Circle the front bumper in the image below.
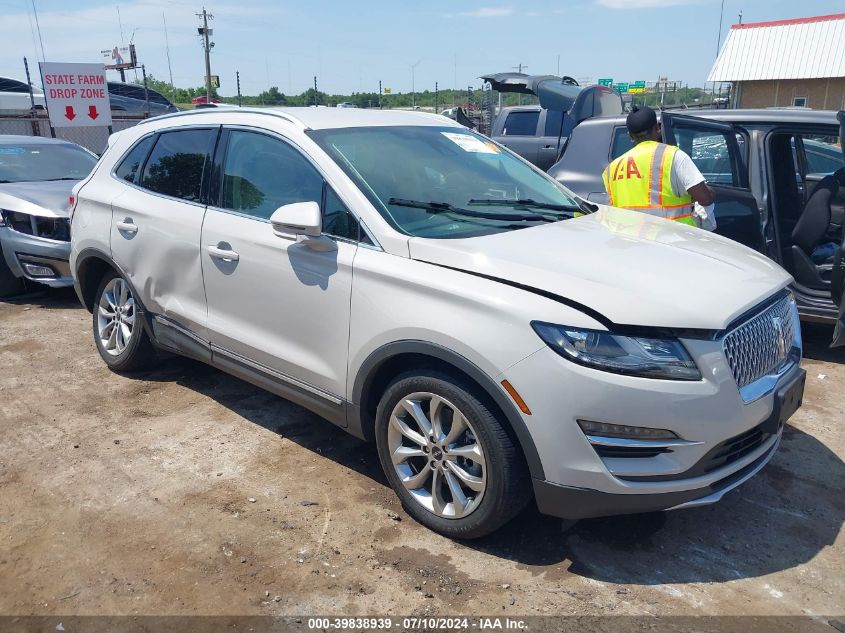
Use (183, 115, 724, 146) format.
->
(534, 433, 779, 519)
(503, 339, 805, 520)
(0, 226, 72, 287)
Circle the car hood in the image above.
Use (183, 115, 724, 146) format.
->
(407, 206, 792, 330)
(0, 179, 76, 218)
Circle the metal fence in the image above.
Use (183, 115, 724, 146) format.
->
(0, 111, 147, 154)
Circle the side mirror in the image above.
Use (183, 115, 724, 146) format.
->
(270, 201, 321, 238)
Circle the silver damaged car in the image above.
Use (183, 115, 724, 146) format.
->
(0, 135, 97, 296)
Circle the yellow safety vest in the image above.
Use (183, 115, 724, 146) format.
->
(602, 141, 695, 226)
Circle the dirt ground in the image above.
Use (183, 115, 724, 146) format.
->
(0, 288, 842, 622)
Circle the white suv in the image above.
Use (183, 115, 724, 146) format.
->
(70, 108, 805, 538)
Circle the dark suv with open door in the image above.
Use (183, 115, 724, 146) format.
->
(548, 109, 845, 347)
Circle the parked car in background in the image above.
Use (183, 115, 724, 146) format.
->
(336, 102, 357, 108)
(0, 135, 97, 296)
(191, 95, 220, 106)
(0, 77, 45, 111)
(0, 78, 177, 116)
(482, 73, 623, 170)
(548, 108, 845, 344)
(71, 107, 805, 538)
(109, 81, 179, 115)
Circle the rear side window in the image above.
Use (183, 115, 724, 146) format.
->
(610, 126, 634, 159)
(114, 135, 154, 183)
(0, 78, 31, 93)
(544, 110, 564, 137)
(803, 134, 842, 175)
(502, 111, 539, 136)
(220, 130, 323, 220)
(140, 129, 214, 202)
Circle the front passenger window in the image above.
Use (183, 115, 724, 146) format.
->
(221, 131, 323, 220)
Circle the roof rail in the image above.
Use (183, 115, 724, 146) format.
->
(136, 107, 307, 130)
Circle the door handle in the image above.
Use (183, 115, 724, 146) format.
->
(116, 218, 137, 235)
(207, 244, 240, 262)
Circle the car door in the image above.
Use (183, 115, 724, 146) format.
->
(201, 128, 358, 401)
(496, 109, 541, 165)
(661, 113, 763, 251)
(536, 109, 565, 171)
(831, 111, 845, 348)
(110, 126, 218, 341)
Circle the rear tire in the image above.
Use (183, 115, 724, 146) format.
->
(375, 369, 530, 539)
(92, 271, 156, 372)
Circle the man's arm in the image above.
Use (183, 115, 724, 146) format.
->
(688, 181, 714, 206)
(672, 150, 714, 205)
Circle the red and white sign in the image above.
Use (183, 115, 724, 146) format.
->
(38, 62, 112, 128)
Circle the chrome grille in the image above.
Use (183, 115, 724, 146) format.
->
(723, 294, 796, 389)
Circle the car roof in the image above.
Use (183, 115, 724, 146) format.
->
(0, 134, 83, 146)
(586, 108, 841, 127)
(139, 106, 464, 131)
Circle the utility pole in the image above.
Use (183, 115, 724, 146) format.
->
(196, 8, 214, 103)
(379, 80, 382, 109)
(142, 64, 149, 117)
(435, 82, 438, 112)
(512, 63, 527, 105)
(411, 59, 423, 109)
(236, 71, 242, 107)
(314, 76, 318, 106)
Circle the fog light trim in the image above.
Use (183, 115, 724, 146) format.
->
(22, 263, 56, 278)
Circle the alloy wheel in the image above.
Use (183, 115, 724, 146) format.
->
(387, 392, 487, 519)
(97, 277, 136, 356)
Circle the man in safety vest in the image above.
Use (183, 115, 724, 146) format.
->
(602, 106, 716, 230)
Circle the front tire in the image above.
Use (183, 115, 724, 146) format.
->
(0, 245, 24, 298)
(92, 271, 156, 372)
(375, 370, 530, 539)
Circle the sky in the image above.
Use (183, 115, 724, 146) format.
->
(1, 0, 844, 97)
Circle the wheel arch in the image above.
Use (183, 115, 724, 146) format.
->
(73, 248, 155, 341)
(74, 248, 116, 312)
(350, 340, 545, 480)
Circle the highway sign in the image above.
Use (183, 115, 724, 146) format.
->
(614, 82, 629, 93)
(598, 78, 613, 87)
(628, 80, 647, 94)
(39, 62, 112, 128)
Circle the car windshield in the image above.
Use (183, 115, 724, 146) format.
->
(0, 143, 97, 183)
(308, 125, 586, 238)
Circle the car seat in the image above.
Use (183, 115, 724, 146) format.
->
(789, 171, 840, 289)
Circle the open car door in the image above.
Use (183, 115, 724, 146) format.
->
(661, 112, 764, 251)
(831, 111, 845, 347)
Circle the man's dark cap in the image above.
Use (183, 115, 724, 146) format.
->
(626, 106, 658, 134)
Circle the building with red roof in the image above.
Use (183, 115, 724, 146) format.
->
(708, 12, 845, 109)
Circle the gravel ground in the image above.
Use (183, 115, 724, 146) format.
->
(0, 288, 842, 623)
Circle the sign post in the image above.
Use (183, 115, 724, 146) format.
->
(39, 62, 112, 129)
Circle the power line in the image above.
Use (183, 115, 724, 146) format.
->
(163, 10, 174, 88)
(30, 0, 46, 61)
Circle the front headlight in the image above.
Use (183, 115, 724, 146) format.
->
(531, 321, 701, 381)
